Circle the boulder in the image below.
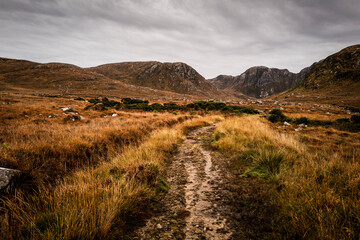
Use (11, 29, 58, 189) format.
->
(61, 106, 75, 112)
(0, 167, 21, 193)
(284, 121, 291, 126)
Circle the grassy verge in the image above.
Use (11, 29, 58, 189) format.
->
(211, 116, 360, 239)
(0, 115, 223, 239)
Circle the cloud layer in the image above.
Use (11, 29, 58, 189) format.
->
(1, 0, 359, 78)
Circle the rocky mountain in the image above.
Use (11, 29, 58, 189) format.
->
(276, 44, 360, 109)
(300, 44, 360, 89)
(0, 58, 229, 100)
(88, 61, 226, 98)
(209, 66, 310, 98)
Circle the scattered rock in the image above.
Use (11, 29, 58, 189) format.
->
(112, 113, 118, 117)
(156, 223, 163, 229)
(61, 106, 75, 112)
(284, 121, 291, 126)
(0, 167, 21, 193)
(63, 115, 81, 122)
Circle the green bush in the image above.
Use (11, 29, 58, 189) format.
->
(269, 109, 283, 116)
(121, 98, 148, 105)
(294, 117, 309, 125)
(268, 114, 282, 123)
(84, 97, 260, 116)
(268, 109, 288, 123)
(74, 97, 85, 101)
(351, 114, 360, 124)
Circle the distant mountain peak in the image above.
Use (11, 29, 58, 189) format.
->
(209, 66, 309, 98)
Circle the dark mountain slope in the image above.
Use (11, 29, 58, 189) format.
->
(276, 44, 360, 109)
(209, 66, 310, 98)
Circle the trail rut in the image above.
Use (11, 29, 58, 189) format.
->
(132, 125, 279, 240)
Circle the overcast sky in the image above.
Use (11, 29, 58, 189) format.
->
(1, 0, 359, 78)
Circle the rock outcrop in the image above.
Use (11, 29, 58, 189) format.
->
(209, 66, 310, 98)
(0, 167, 21, 193)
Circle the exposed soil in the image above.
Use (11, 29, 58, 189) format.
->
(131, 125, 280, 239)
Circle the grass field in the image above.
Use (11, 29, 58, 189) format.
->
(211, 116, 360, 239)
(1, 93, 359, 239)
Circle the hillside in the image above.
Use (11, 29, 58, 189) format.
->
(88, 61, 227, 98)
(0, 58, 229, 100)
(209, 66, 310, 98)
(276, 44, 360, 109)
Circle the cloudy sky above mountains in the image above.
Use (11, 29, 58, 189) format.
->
(1, 0, 359, 78)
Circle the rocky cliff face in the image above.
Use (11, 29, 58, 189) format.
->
(276, 44, 360, 109)
(209, 66, 310, 98)
(89, 61, 226, 98)
(301, 44, 360, 89)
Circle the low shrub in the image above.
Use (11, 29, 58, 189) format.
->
(85, 98, 259, 115)
(351, 114, 360, 124)
(267, 109, 288, 123)
(294, 117, 309, 125)
(74, 97, 85, 101)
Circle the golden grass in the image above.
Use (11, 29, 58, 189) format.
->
(212, 116, 360, 239)
(0, 114, 223, 239)
(286, 112, 350, 121)
(0, 94, 192, 190)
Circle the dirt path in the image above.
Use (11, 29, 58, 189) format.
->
(132, 125, 279, 240)
(182, 126, 232, 239)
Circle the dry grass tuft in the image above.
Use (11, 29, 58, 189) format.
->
(212, 116, 360, 239)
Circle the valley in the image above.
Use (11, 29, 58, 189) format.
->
(0, 44, 359, 239)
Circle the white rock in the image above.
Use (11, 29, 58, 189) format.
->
(112, 113, 117, 117)
(284, 121, 291, 126)
(61, 106, 75, 112)
(156, 223, 163, 229)
(295, 127, 302, 132)
(79, 115, 85, 120)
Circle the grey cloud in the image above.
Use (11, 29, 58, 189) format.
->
(0, 0, 359, 78)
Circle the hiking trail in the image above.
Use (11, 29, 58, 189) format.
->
(132, 125, 279, 240)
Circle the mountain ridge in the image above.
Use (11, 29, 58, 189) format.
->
(0, 58, 230, 100)
(88, 61, 227, 98)
(208, 66, 311, 98)
(276, 44, 360, 109)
